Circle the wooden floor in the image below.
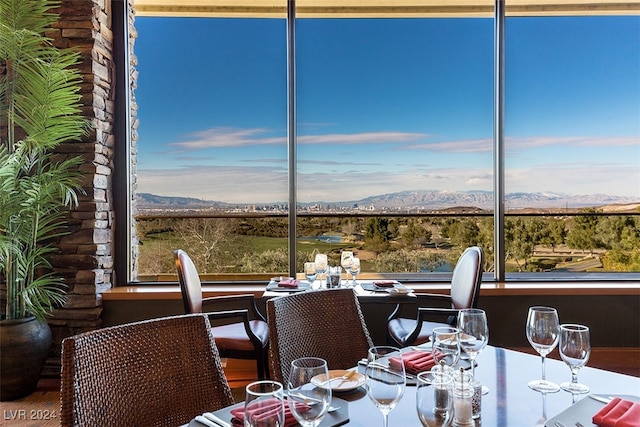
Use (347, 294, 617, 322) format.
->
(1, 352, 637, 427)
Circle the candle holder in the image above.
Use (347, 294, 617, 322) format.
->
(452, 368, 475, 427)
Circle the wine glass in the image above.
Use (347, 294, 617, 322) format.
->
(350, 257, 361, 286)
(416, 371, 453, 427)
(304, 262, 318, 289)
(526, 306, 560, 393)
(365, 346, 405, 427)
(559, 323, 591, 394)
(314, 254, 328, 289)
(457, 308, 489, 394)
(287, 357, 332, 427)
(244, 380, 285, 427)
(340, 251, 354, 286)
(431, 327, 461, 375)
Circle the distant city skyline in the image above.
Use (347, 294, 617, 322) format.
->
(134, 15, 640, 204)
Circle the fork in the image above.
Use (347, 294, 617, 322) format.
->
(322, 369, 357, 386)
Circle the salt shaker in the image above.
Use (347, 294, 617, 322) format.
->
(452, 368, 475, 427)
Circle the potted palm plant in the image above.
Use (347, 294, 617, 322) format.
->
(0, 0, 89, 400)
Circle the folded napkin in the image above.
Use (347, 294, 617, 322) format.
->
(278, 279, 300, 288)
(231, 398, 308, 427)
(593, 397, 640, 427)
(373, 280, 396, 288)
(389, 350, 436, 375)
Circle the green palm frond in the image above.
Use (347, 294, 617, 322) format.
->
(1, 0, 90, 321)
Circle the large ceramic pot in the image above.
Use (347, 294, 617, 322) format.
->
(0, 316, 52, 401)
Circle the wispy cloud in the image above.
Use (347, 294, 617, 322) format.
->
(403, 135, 640, 153)
(166, 127, 428, 151)
(507, 135, 639, 149)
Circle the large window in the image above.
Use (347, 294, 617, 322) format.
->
(129, 2, 640, 282)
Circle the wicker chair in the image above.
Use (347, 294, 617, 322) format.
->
(60, 314, 234, 427)
(387, 246, 485, 347)
(266, 288, 374, 384)
(174, 249, 270, 379)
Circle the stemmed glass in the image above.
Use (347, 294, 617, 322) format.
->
(314, 254, 328, 289)
(431, 327, 461, 375)
(350, 257, 361, 286)
(340, 251, 354, 286)
(559, 324, 591, 394)
(365, 346, 406, 427)
(526, 306, 560, 393)
(244, 380, 285, 427)
(287, 357, 332, 427)
(304, 262, 318, 289)
(457, 308, 489, 394)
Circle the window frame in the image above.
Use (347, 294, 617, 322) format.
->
(114, 0, 640, 285)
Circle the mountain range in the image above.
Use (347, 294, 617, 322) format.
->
(136, 191, 639, 212)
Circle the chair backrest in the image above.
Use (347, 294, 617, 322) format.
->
(267, 288, 374, 384)
(60, 314, 234, 427)
(175, 249, 203, 313)
(450, 246, 484, 309)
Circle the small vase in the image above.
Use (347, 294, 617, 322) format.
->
(0, 316, 52, 401)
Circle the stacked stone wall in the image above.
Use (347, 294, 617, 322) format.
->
(43, 0, 136, 375)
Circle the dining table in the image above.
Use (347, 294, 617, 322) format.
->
(187, 344, 640, 427)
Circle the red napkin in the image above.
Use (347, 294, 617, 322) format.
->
(278, 279, 300, 288)
(593, 397, 640, 427)
(231, 398, 308, 427)
(389, 350, 436, 375)
(373, 280, 395, 288)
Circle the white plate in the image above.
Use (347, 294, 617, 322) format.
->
(312, 370, 366, 392)
(388, 287, 413, 295)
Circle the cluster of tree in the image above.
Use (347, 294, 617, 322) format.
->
(134, 210, 640, 276)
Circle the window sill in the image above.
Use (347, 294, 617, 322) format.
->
(101, 280, 640, 301)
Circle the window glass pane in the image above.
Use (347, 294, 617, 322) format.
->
(134, 16, 287, 278)
(505, 15, 640, 274)
(296, 18, 495, 275)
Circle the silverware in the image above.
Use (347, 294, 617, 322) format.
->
(554, 422, 567, 427)
(575, 422, 585, 427)
(195, 415, 219, 427)
(321, 369, 357, 386)
(588, 395, 613, 404)
(202, 412, 232, 427)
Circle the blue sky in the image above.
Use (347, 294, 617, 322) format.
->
(134, 15, 639, 204)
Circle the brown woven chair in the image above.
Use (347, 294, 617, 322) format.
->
(174, 249, 270, 379)
(60, 314, 234, 427)
(387, 246, 485, 347)
(266, 288, 374, 384)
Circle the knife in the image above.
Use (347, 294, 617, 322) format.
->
(588, 395, 613, 404)
(202, 412, 232, 427)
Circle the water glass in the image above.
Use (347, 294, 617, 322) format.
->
(416, 371, 453, 427)
(314, 254, 328, 288)
(244, 380, 285, 427)
(304, 262, 318, 288)
(431, 327, 461, 375)
(559, 323, 591, 394)
(350, 257, 361, 285)
(526, 306, 560, 393)
(365, 346, 405, 427)
(327, 266, 342, 288)
(287, 357, 331, 427)
(340, 251, 354, 285)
